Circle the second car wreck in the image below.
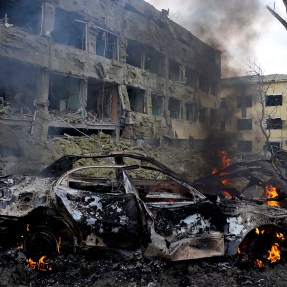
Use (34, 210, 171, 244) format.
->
(1, 150, 287, 270)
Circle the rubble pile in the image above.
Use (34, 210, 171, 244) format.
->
(0, 126, 208, 181)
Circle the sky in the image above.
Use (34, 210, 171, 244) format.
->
(145, 0, 287, 77)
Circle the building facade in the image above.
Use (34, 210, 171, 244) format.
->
(220, 75, 287, 154)
(0, 0, 221, 145)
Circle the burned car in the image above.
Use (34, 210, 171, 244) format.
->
(0, 152, 225, 270)
(2, 150, 287, 270)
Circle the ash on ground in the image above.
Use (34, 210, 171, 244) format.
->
(1, 248, 287, 287)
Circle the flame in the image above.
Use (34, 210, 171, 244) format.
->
(26, 256, 53, 271)
(237, 247, 241, 254)
(255, 228, 260, 235)
(254, 259, 264, 268)
(57, 237, 61, 253)
(265, 185, 279, 207)
(223, 191, 232, 199)
(267, 243, 281, 263)
(212, 150, 230, 175)
(221, 179, 228, 186)
(26, 224, 30, 232)
(276, 232, 285, 241)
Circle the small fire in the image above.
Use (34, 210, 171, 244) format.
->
(276, 232, 285, 241)
(26, 256, 53, 271)
(212, 150, 231, 174)
(254, 259, 264, 268)
(57, 237, 61, 253)
(26, 224, 30, 232)
(265, 185, 279, 207)
(223, 191, 232, 199)
(267, 243, 281, 263)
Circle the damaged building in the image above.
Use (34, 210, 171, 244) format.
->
(0, 0, 221, 145)
(220, 75, 287, 154)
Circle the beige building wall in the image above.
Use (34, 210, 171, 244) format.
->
(220, 75, 287, 154)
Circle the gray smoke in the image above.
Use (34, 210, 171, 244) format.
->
(147, 0, 265, 77)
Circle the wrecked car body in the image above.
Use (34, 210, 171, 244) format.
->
(0, 152, 225, 268)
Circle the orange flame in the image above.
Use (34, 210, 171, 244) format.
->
(223, 191, 232, 199)
(57, 237, 61, 253)
(212, 150, 230, 174)
(27, 256, 53, 271)
(265, 185, 279, 207)
(237, 247, 241, 254)
(267, 243, 281, 263)
(276, 232, 285, 241)
(254, 259, 264, 268)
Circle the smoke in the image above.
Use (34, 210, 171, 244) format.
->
(146, 0, 266, 77)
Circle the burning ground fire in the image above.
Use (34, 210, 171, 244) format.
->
(25, 228, 61, 271)
(238, 227, 286, 268)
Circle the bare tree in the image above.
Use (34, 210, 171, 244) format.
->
(267, 1, 287, 30)
(247, 64, 279, 155)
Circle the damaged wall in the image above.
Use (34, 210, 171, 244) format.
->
(0, 0, 221, 144)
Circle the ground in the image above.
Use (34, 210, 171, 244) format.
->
(0, 247, 287, 287)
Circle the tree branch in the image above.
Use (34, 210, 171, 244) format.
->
(267, 5, 287, 30)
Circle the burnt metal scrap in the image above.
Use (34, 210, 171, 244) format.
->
(2, 150, 287, 270)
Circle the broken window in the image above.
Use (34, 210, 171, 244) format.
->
(266, 95, 282, 106)
(126, 40, 143, 68)
(91, 27, 118, 60)
(0, 58, 37, 115)
(127, 87, 145, 113)
(168, 59, 181, 81)
(199, 75, 209, 93)
(185, 67, 194, 88)
(145, 47, 165, 77)
(0, 0, 42, 34)
(237, 95, 252, 108)
(266, 118, 283, 130)
(238, 141, 252, 152)
(49, 74, 82, 112)
(168, 98, 181, 119)
(52, 8, 87, 50)
(87, 80, 118, 120)
(151, 94, 164, 116)
(199, 107, 208, 123)
(237, 119, 252, 130)
(185, 103, 197, 122)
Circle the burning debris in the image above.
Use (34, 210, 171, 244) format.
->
(193, 147, 287, 268)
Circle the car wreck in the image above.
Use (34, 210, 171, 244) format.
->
(0, 152, 225, 270)
(1, 150, 287, 271)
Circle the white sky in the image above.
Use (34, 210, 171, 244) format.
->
(145, 0, 287, 76)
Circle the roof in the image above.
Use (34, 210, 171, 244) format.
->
(221, 74, 287, 86)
